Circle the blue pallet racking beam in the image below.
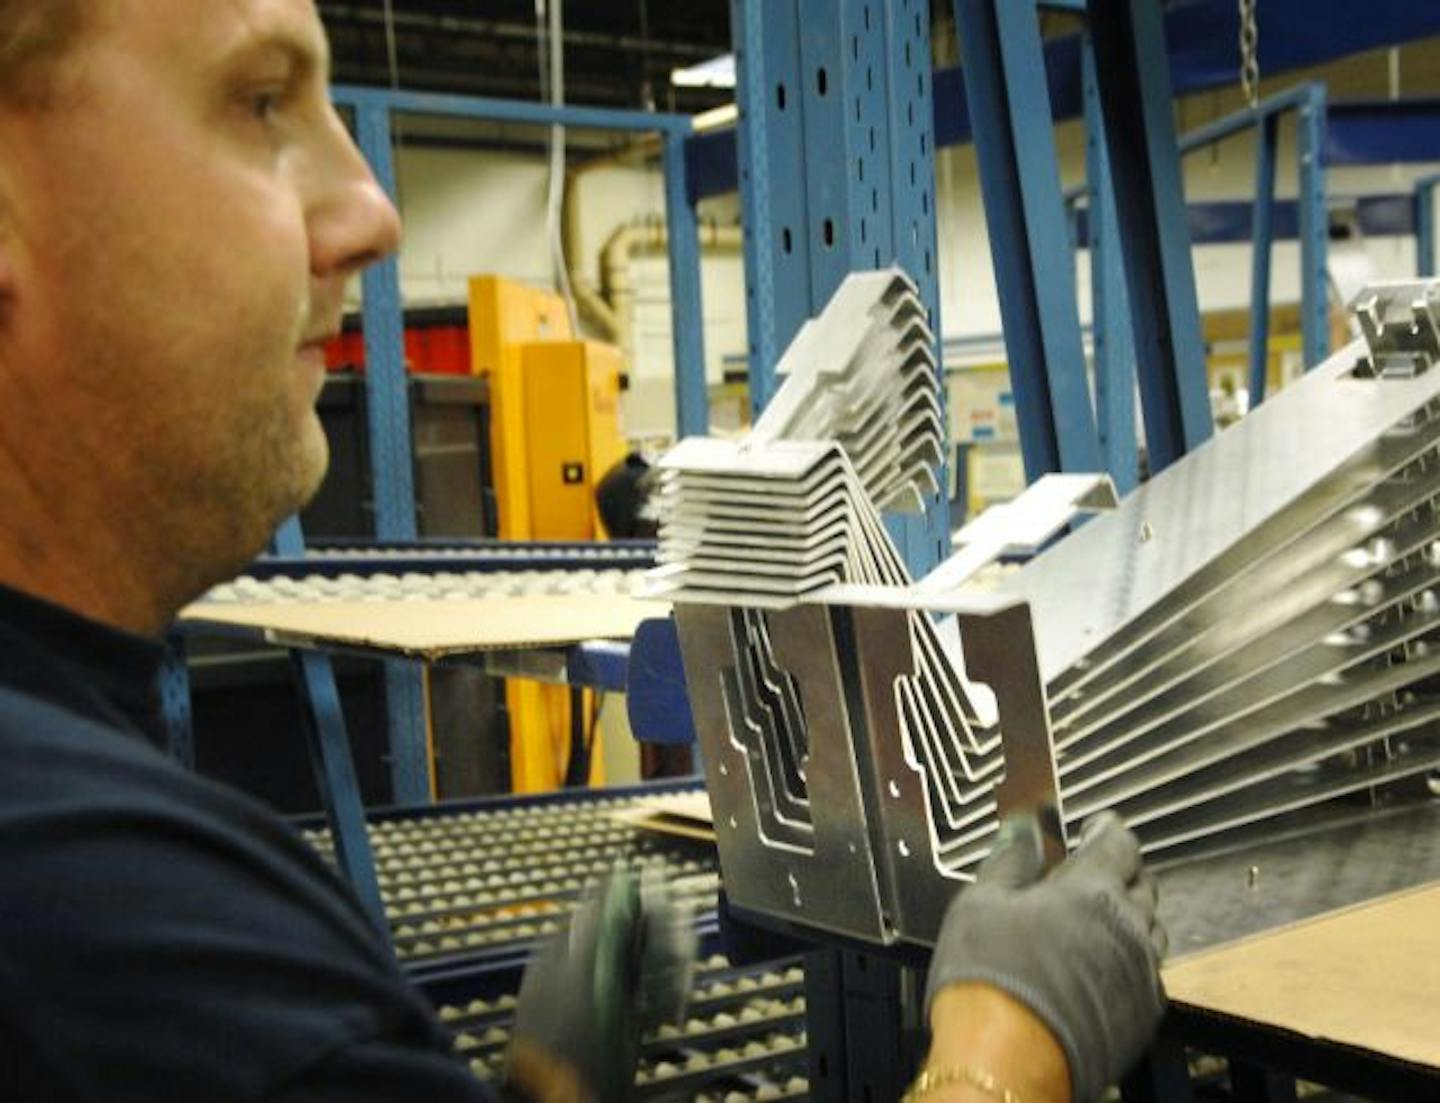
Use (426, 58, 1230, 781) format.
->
(1082, 29, 1138, 494)
(1086, 0, 1212, 473)
(270, 516, 389, 933)
(954, 0, 1102, 484)
(1248, 114, 1279, 404)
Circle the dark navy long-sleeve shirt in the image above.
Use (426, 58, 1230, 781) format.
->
(0, 583, 494, 1101)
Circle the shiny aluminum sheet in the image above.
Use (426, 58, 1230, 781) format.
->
(997, 339, 1440, 686)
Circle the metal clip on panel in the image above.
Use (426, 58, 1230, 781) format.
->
(1352, 280, 1440, 379)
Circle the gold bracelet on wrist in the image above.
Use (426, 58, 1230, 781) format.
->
(901, 1063, 1023, 1103)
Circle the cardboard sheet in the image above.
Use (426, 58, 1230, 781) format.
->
(611, 790, 716, 843)
(180, 594, 666, 662)
(1162, 882, 1440, 1069)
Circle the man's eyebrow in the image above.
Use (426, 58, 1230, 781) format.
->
(220, 24, 332, 83)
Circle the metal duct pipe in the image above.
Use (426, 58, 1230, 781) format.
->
(599, 217, 742, 366)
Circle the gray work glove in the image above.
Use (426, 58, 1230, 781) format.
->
(925, 812, 1168, 1103)
(507, 862, 697, 1102)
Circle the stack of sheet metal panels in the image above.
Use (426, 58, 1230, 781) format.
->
(650, 270, 997, 892)
(980, 281, 1440, 865)
(748, 270, 944, 514)
(647, 269, 941, 607)
(656, 274, 1440, 949)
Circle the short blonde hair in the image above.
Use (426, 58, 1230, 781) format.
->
(0, 1, 85, 107)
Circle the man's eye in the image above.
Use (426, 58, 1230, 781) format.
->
(252, 90, 281, 121)
(239, 80, 293, 127)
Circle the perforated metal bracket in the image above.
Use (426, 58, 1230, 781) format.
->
(1352, 280, 1440, 380)
(676, 593, 1062, 949)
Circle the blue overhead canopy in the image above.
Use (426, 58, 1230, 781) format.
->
(686, 0, 1440, 202)
(1327, 100, 1440, 165)
(1164, 0, 1440, 89)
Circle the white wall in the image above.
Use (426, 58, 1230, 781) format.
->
(384, 98, 1440, 440)
(386, 144, 748, 438)
(932, 114, 1440, 341)
(392, 147, 551, 298)
(389, 148, 670, 302)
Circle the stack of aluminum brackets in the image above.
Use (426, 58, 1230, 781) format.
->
(653, 269, 1056, 947)
(747, 271, 945, 515)
(646, 269, 943, 607)
(657, 274, 1440, 950)
(985, 281, 1440, 864)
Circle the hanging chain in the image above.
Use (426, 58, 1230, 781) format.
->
(1239, 0, 1260, 107)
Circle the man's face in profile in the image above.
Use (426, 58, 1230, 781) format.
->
(0, 0, 400, 619)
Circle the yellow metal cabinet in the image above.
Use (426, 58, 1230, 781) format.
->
(466, 275, 573, 542)
(519, 340, 627, 541)
(466, 277, 626, 793)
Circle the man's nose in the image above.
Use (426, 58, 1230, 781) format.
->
(309, 123, 403, 279)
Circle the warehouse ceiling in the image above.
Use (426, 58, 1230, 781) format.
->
(318, 1, 735, 114)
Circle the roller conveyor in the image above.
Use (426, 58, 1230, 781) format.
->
(299, 790, 721, 965)
(250, 539, 657, 579)
(202, 566, 647, 605)
(296, 790, 812, 1099)
(436, 952, 809, 1100)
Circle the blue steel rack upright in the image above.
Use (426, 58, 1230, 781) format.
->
(953, 0, 1102, 484)
(1081, 21, 1139, 493)
(1086, 0, 1212, 475)
(733, 0, 949, 581)
(730, 1, 949, 1097)
(1417, 171, 1440, 278)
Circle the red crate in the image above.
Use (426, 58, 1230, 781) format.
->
(423, 325, 472, 375)
(322, 321, 469, 374)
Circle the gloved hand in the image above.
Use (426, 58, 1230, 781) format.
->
(925, 812, 1168, 1103)
(506, 862, 697, 1102)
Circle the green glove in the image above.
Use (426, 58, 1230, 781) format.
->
(507, 862, 696, 1101)
(925, 812, 1168, 1103)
